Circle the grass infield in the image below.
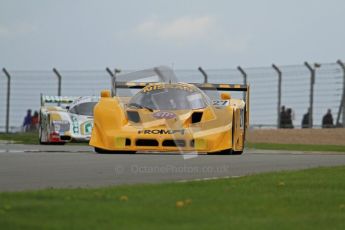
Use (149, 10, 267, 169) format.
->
(247, 142, 345, 152)
(0, 132, 86, 145)
(0, 166, 345, 229)
(0, 132, 38, 144)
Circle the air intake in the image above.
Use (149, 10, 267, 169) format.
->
(60, 136, 72, 141)
(136, 139, 159, 146)
(191, 112, 203, 123)
(125, 138, 131, 146)
(127, 111, 140, 123)
(162, 139, 186, 147)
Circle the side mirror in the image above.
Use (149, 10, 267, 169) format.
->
(101, 90, 111, 98)
(221, 92, 231, 100)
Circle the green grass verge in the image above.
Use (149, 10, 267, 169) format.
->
(1, 166, 345, 229)
(0, 132, 38, 144)
(247, 142, 345, 152)
(0, 132, 86, 145)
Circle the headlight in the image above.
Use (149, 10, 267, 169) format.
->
(54, 124, 61, 132)
(52, 120, 70, 132)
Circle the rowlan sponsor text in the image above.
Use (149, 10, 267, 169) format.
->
(138, 129, 185, 135)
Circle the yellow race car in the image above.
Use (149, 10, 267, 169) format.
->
(90, 73, 249, 154)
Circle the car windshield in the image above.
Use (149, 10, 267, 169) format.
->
(129, 85, 210, 110)
(69, 102, 97, 116)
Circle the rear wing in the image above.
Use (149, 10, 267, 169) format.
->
(115, 81, 250, 132)
(40, 95, 78, 106)
(115, 81, 248, 91)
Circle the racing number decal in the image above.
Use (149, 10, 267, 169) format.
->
(84, 122, 92, 134)
(212, 100, 229, 106)
(71, 115, 79, 134)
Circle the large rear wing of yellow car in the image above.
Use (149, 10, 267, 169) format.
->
(116, 81, 248, 91)
(115, 81, 250, 132)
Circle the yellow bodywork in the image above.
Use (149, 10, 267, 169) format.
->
(90, 83, 249, 154)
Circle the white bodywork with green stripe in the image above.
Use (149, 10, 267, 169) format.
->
(39, 96, 99, 144)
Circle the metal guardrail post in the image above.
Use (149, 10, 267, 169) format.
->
(106, 67, 115, 96)
(2, 68, 11, 133)
(336, 60, 345, 127)
(304, 62, 315, 128)
(272, 64, 282, 128)
(237, 66, 247, 99)
(52, 68, 62, 97)
(105, 67, 114, 78)
(198, 66, 208, 83)
(106, 68, 121, 96)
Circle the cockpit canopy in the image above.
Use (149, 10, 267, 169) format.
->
(128, 83, 211, 111)
(68, 96, 99, 116)
(69, 102, 97, 116)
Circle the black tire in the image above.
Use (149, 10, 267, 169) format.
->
(39, 139, 46, 145)
(94, 147, 110, 154)
(208, 149, 231, 155)
(39, 127, 65, 145)
(219, 149, 232, 155)
(231, 150, 243, 155)
(94, 147, 136, 154)
(40, 140, 65, 145)
(208, 149, 243, 155)
(55, 142, 66, 145)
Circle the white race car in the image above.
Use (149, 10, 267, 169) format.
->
(39, 95, 99, 144)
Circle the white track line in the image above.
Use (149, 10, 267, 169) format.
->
(0, 149, 90, 153)
(177, 175, 243, 183)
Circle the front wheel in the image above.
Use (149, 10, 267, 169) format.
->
(94, 147, 136, 154)
(39, 125, 65, 145)
(208, 149, 243, 155)
(231, 150, 243, 155)
(39, 124, 47, 145)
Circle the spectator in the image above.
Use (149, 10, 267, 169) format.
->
(23, 109, 32, 132)
(280, 106, 294, 128)
(302, 108, 310, 128)
(285, 108, 294, 128)
(322, 109, 334, 128)
(31, 111, 39, 131)
(279, 106, 287, 128)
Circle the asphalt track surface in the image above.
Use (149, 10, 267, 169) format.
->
(1, 143, 345, 191)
